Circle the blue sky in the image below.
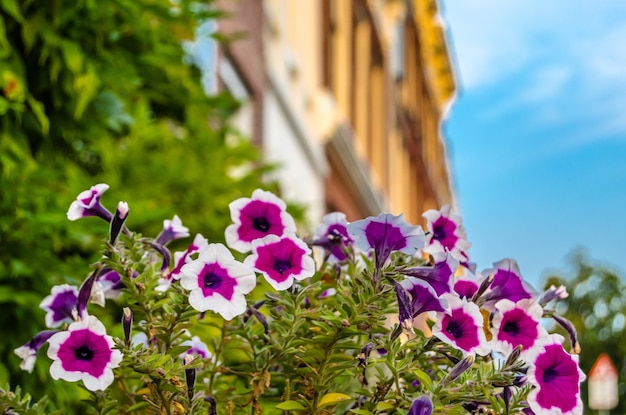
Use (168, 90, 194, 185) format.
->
(440, 1, 626, 286)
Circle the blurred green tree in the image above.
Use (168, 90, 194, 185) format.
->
(0, 0, 271, 411)
(544, 251, 626, 414)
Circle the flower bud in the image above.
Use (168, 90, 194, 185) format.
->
(552, 314, 581, 354)
(440, 354, 474, 387)
(205, 396, 217, 415)
(184, 353, 196, 402)
(122, 307, 133, 347)
(109, 201, 129, 243)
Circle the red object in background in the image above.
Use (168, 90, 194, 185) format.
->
(588, 352, 619, 410)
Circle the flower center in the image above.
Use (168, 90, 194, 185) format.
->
(74, 345, 94, 361)
(502, 321, 519, 335)
(204, 273, 222, 289)
(446, 320, 464, 339)
(273, 259, 291, 275)
(253, 217, 270, 232)
(542, 367, 558, 383)
(433, 225, 446, 241)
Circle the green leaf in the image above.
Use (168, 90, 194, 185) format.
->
(413, 368, 433, 390)
(26, 96, 49, 135)
(349, 410, 374, 415)
(275, 401, 307, 411)
(317, 393, 351, 408)
(376, 401, 396, 411)
(1, 0, 24, 23)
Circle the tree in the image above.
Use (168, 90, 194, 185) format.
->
(543, 250, 626, 414)
(0, 0, 271, 411)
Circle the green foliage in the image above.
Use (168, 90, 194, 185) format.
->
(543, 250, 626, 414)
(0, 0, 270, 411)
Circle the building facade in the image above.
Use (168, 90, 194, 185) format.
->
(216, 0, 457, 230)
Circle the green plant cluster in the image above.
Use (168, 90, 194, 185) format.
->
(0, 0, 270, 411)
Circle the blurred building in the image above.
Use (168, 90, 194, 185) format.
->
(215, 0, 457, 229)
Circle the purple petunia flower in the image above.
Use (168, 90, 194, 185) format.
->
(14, 330, 58, 373)
(491, 299, 546, 357)
(158, 233, 209, 292)
(408, 395, 434, 415)
(482, 259, 537, 308)
(96, 268, 125, 300)
(40, 284, 79, 328)
(180, 243, 256, 319)
(47, 315, 123, 391)
(244, 234, 315, 291)
(180, 335, 212, 361)
(312, 212, 353, 262)
(399, 278, 448, 319)
(67, 183, 113, 222)
(401, 251, 458, 296)
(348, 213, 425, 276)
(432, 294, 490, 356)
(155, 215, 190, 246)
(423, 205, 470, 262)
(539, 284, 569, 306)
(525, 334, 585, 415)
(225, 189, 297, 253)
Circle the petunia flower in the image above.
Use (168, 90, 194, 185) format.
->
(40, 284, 79, 328)
(225, 189, 297, 253)
(244, 234, 315, 291)
(491, 299, 546, 357)
(538, 284, 568, 306)
(155, 215, 190, 246)
(158, 233, 209, 292)
(423, 205, 471, 262)
(180, 335, 212, 360)
(14, 330, 58, 373)
(181, 243, 256, 319)
(401, 251, 458, 296)
(432, 294, 490, 356)
(398, 277, 448, 319)
(525, 334, 585, 415)
(96, 268, 125, 300)
(67, 183, 113, 222)
(482, 259, 537, 308)
(47, 315, 123, 391)
(312, 212, 353, 262)
(408, 395, 434, 415)
(348, 213, 425, 279)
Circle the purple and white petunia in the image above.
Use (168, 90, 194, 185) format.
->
(432, 294, 490, 356)
(158, 233, 209, 292)
(244, 234, 315, 291)
(401, 251, 458, 296)
(491, 299, 546, 357)
(398, 277, 448, 319)
(525, 334, 585, 415)
(408, 395, 434, 415)
(155, 215, 190, 246)
(180, 243, 256, 319)
(96, 268, 125, 300)
(423, 205, 471, 262)
(347, 213, 425, 275)
(482, 259, 537, 308)
(180, 335, 212, 361)
(312, 212, 353, 262)
(47, 315, 122, 391)
(225, 189, 297, 253)
(40, 284, 79, 328)
(14, 330, 58, 373)
(67, 183, 113, 222)
(453, 264, 482, 300)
